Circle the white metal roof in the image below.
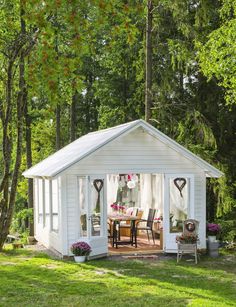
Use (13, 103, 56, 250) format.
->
(23, 119, 223, 178)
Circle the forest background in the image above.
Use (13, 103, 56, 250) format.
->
(0, 0, 235, 248)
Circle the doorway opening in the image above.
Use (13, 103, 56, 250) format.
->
(107, 173, 163, 254)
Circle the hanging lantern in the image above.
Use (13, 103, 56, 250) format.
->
(127, 180, 136, 189)
(118, 175, 126, 188)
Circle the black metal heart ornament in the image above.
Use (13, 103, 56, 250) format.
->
(93, 179, 104, 212)
(173, 178, 187, 198)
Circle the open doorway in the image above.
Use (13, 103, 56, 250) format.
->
(107, 173, 163, 254)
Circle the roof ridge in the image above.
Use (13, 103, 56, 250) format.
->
(87, 119, 141, 136)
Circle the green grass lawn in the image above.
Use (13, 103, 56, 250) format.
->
(0, 248, 235, 307)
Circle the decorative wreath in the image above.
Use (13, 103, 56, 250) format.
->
(185, 222, 195, 232)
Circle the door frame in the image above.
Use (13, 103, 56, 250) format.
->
(163, 173, 195, 253)
(76, 174, 108, 258)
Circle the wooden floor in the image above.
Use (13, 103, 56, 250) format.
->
(108, 234, 162, 255)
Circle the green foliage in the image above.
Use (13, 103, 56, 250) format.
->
(11, 208, 33, 234)
(198, 0, 236, 104)
(1, 0, 235, 234)
(176, 110, 217, 160)
(218, 219, 236, 242)
(213, 175, 236, 217)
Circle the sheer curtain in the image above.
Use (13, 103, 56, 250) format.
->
(106, 173, 164, 218)
(152, 174, 163, 216)
(140, 174, 163, 219)
(169, 178, 188, 223)
(107, 174, 119, 214)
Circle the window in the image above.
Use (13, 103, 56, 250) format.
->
(44, 179, 50, 227)
(169, 177, 189, 233)
(78, 177, 87, 237)
(52, 179, 59, 232)
(38, 179, 44, 224)
(91, 179, 103, 237)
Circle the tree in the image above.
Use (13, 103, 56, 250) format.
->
(145, 0, 153, 122)
(198, 0, 236, 104)
(0, 1, 36, 249)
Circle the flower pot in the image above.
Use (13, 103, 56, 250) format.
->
(208, 235, 216, 243)
(207, 241, 219, 257)
(74, 256, 86, 263)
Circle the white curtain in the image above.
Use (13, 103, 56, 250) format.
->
(106, 173, 164, 218)
(169, 178, 188, 223)
(107, 174, 119, 213)
(140, 174, 152, 218)
(152, 174, 163, 216)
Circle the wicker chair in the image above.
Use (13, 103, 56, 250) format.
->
(134, 208, 156, 246)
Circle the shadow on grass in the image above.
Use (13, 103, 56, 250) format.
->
(89, 255, 236, 305)
(0, 249, 235, 306)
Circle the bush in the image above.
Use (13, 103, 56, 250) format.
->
(217, 220, 236, 242)
(11, 208, 33, 234)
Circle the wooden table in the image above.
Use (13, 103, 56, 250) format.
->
(108, 214, 139, 249)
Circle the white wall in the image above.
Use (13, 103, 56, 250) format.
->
(63, 127, 207, 253)
(34, 177, 63, 255)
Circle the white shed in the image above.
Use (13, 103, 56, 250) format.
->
(23, 119, 223, 257)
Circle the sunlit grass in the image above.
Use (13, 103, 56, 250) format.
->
(0, 248, 235, 306)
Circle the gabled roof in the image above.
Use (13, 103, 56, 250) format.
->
(23, 119, 223, 178)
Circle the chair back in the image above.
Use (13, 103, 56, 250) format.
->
(126, 207, 138, 216)
(146, 208, 156, 228)
(183, 219, 199, 236)
(137, 209, 144, 219)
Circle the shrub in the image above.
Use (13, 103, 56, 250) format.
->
(217, 220, 236, 242)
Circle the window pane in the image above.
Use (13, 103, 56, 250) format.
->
(169, 178, 188, 233)
(38, 179, 43, 223)
(52, 215, 58, 231)
(52, 179, 59, 231)
(91, 179, 103, 237)
(52, 179, 58, 214)
(44, 180, 50, 227)
(45, 215, 50, 227)
(79, 178, 87, 237)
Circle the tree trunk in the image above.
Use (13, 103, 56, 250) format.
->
(0, 52, 25, 250)
(70, 90, 78, 142)
(56, 104, 61, 150)
(25, 98, 34, 236)
(145, 0, 153, 123)
(0, 4, 31, 250)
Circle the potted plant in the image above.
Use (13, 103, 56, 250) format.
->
(71, 241, 91, 263)
(207, 223, 221, 242)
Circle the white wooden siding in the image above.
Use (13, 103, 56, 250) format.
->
(34, 178, 63, 255)
(64, 128, 207, 253)
(65, 128, 205, 174)
(66, 175, 79, 254)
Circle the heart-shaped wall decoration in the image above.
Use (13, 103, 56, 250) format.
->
(93, 179, 104, 212)
(173, 178, 187, 198)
